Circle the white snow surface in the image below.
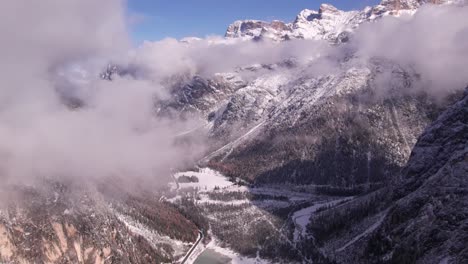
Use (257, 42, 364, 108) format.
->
(174, 168, 232, 192)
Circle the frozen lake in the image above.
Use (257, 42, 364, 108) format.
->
(193, 249, 231, 264)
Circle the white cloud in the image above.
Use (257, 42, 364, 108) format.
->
(353, 4, 468, 95)
(0, 0, 203, 185)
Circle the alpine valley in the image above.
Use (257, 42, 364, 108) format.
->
(0, 0, 467, 264)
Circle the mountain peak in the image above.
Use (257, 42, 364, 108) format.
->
(225, 20, 269, 38)
(224, 0, 462, 42)
(319, 3, 340, 14)
(295, 9, 320, 23)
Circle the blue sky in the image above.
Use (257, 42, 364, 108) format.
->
(128, 0, 381, 44)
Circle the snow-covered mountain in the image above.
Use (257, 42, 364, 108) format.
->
(1, 1, 465, 263)
(225, 0, 459, 42)
(153, 0, 466, 189)
(161, 57, 461, 188)
(152, 2, 468, 261)
(363, 89, 468, 263)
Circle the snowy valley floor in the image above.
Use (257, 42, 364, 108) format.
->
(163, 168, 385, 264)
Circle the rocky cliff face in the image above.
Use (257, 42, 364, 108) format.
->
(160, 54, 458, 188)
(224, 0, 460, 42)
(363, 89, 468, 263)
(272, 89, 467, 264)
(0, 180, 198, 263)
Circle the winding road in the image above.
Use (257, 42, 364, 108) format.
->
(180, 230, 204, 264)
(171, 173, 204, 264)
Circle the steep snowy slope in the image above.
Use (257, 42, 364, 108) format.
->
(278, 89, 468, 264)
(161, 55, 456, 187)
(363, 89, 468, 263)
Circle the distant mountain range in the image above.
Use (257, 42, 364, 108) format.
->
(225, 0, 459, 42)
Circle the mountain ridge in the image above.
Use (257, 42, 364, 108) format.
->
(224, 0, 461, 42)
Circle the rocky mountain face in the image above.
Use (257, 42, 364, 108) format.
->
(364, 89, 468, 263)
(160, 54, 458, 189)
(0, 179, 199, 263)
(156, 0, 465, 190)
(295, 89, 467, 264)
(225, 0, 458, 42)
